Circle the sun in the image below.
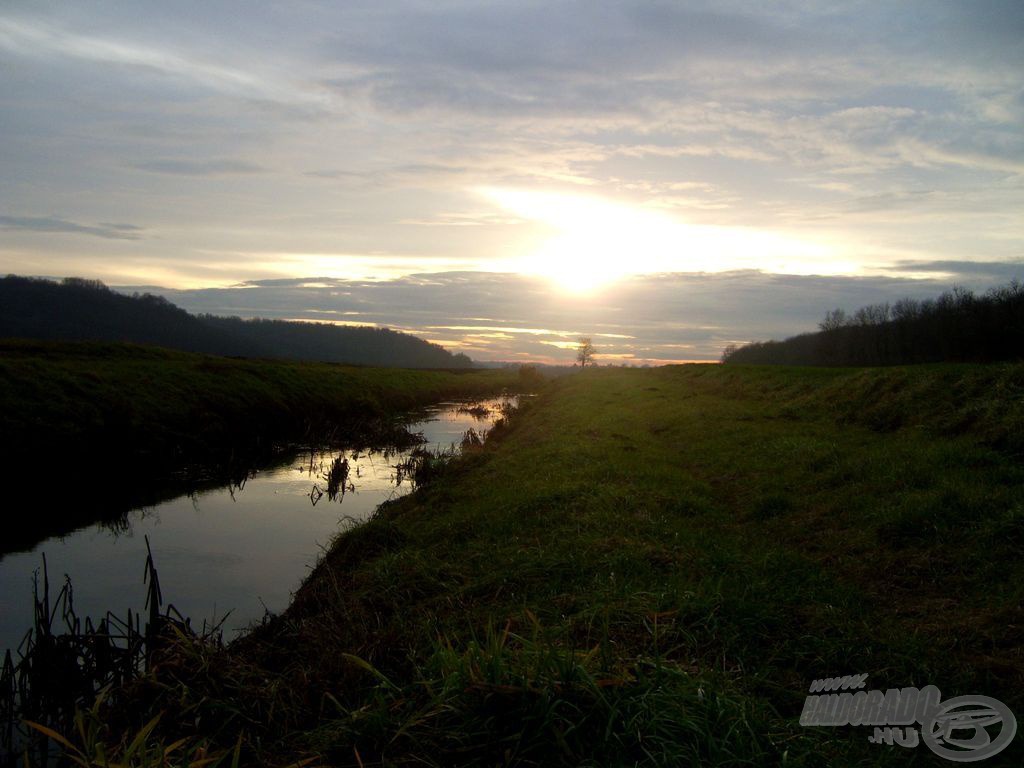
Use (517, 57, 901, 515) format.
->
(478, 186, 854, 294)
(480, 187, 679, 293)
(523, 230, 629, 293)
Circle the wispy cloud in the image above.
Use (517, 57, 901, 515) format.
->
(131, 159, 266, 176)
(892, 260, 1024, 280)
(0, 17, 327, 108)
(0, 215, 143, 240)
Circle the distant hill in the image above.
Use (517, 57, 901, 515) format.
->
(0, 275, 473, 368)
(722, 280, 1024, 366)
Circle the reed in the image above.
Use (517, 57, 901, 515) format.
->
(0, 538, 223, 767)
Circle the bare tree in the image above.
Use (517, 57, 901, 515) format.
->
(819, 308, 848, 332)
(891, 298, 920, 322)
(853, 303, 890, 326)
(576, 337, 595, 367)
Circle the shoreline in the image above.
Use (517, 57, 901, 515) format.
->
(0, 340, 526, 556)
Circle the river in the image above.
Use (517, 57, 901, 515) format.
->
(0, 396, 515, 657)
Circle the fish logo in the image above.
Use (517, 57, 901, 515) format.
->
(922, 695, 1017, 762)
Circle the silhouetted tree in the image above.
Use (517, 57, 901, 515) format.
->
(819, 309, 848, 332)
(723, 280, 1024, 366)
(577, 337, 595, 367)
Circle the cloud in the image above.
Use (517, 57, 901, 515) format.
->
(0, 16, 328, 109)
(892, 260, 1024, 281)
(131, 159, 266, 176)
(316, 2, 1020, 132)
(0, 2, 1021, 295)
(0, 215, 143, 240)
(117, 266, 1024, 364)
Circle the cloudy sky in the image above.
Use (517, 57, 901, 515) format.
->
(1, 1, 1022, 362)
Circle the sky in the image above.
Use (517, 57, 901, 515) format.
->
(1, 1, 1022, 363)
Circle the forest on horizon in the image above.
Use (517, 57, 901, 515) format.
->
(0, 275, 474, 369)
(723, 280, 1024, 366)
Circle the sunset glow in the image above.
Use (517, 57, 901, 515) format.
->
(481, 187, 857, 294)
(0, 2, 1020, 362)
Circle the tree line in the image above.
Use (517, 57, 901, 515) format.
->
(0, 275, 473, 368)
(722, 280, 1024, 366)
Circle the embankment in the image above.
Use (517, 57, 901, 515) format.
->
(0, 340, 522, 553)
(91, 362, 1024, 766)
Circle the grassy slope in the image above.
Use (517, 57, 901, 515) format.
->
(0, 341, 520, 464)
(124, 363, 1024, 766)
(0, 340, 521, 552)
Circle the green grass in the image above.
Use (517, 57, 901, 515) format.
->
(0, 341, 522, 463)
(31, 362, 1024, 765)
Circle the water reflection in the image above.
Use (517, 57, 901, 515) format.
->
(0, 396, 518, 656)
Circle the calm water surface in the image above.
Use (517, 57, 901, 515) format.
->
(0, 397, 514, 655)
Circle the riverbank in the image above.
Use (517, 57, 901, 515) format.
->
(0, 341, 524, 555)
(55, 361, 1018, 766)
(0, 396, 520, 668)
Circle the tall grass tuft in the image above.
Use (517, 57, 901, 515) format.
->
(302, 612, 781, 766)
(0, 538, 230, 767)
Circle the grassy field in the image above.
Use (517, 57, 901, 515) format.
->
(19, 362, 1024, 765)
(0, 340, 523, 553)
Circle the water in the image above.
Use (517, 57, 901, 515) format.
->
(0, 397, 514, 656)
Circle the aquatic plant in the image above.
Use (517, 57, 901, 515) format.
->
(0, 538, 225, 767)
(456, 403, 492, 419)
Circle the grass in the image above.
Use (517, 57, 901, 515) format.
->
(0, 340, 523, 555)
(15, 362, 1024, 765)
